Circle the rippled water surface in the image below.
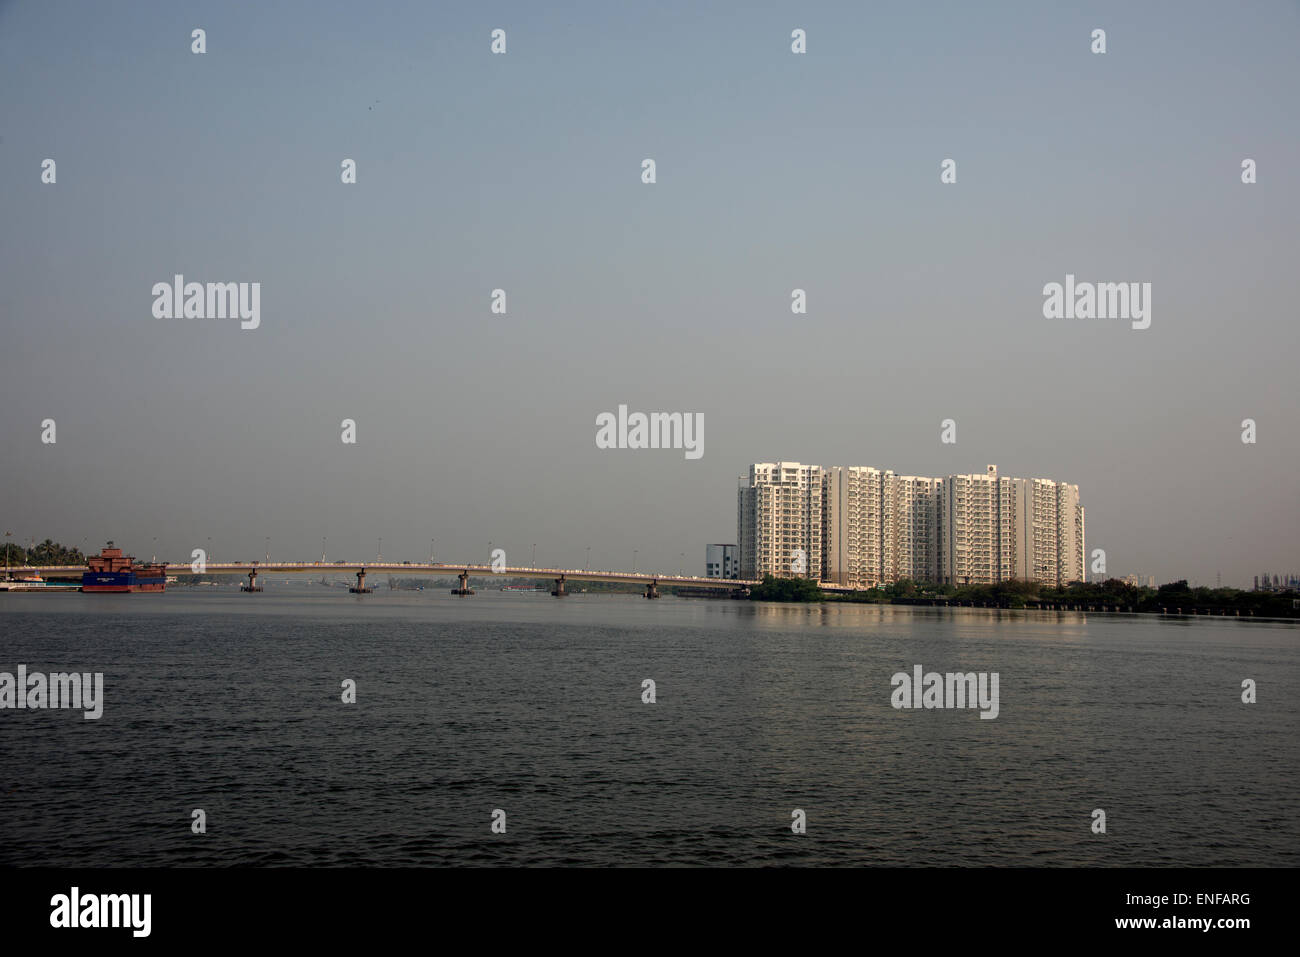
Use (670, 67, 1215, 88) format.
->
(2, 588, 1297, 866)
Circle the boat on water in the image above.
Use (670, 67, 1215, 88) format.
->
(0, 573, 80, 592)
(81, 543, 167, 593)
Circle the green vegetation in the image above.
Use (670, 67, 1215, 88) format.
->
(826, 576, 1297, 617)
(749, 575, 824, 602)
(1, 538, 85, 567)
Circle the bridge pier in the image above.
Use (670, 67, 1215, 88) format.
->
(452, 571, 475, 596)
(644, 579, 659, 599)
(241, 568, 263, 593)
(551, 575, 567, 597)
(350, 569, 373, 594)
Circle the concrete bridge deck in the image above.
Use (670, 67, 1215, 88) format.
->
(2, 561, 771, 590)
(3, 561, 873, 594)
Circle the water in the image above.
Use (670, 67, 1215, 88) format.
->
(2, 588, 1297, 866)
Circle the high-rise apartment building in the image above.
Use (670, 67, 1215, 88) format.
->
(742, 460, 1083, 588)
(824, 466, 888, 586)
(737, 462, 824, 579)
(940, 466, 1083, 587)
(1055, 482, 1085, 586)
(1007, 476, 1084, 587)
(886, 474, 941, 584)
(939, 466, 1013, 586)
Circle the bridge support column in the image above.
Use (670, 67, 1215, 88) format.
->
(644, 580, 659, 599)
(241, 569, 263, 593)
(552, 575, 567, 597)
(350, 569, 373, 594)
(452, 571, 475, 595)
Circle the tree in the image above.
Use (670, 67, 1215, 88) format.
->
(9, 539, 87, 567)
(749, 575, 824, 602)
(1157, 580, 1191, 601)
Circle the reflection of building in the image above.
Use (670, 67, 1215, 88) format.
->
(705, 544, 739, 578)
(740, 461, 1084, 586)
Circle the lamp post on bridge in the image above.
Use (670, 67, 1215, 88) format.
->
(632, 549, 637, 575)
(531, 543, 536, 569)
(585, 546, 590, 572)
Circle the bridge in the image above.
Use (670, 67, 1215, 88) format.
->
(3, 561, 812, 598)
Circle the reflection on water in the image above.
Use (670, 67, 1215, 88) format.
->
(1, 590, 1296, 866)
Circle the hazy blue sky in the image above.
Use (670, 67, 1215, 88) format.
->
(1, 1, 1296, 586)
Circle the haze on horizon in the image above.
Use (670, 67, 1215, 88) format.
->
(1, 0, 1296, 588)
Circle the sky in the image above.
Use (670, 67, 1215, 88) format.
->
(1, 0, 1297, 586)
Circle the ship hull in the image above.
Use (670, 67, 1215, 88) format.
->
(81, 572, 166, 593)
(80, 545, 167, 593)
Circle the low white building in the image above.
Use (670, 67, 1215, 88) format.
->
(705, 544, 739, 578)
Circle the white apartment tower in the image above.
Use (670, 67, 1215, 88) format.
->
(940, 466, 1013, 586)
(1011, 478, 1058, 585)
(1056, 482, 1085, 586)
(1008, 478, 1085, 587)
(738, 462, 825, 579)
(885, 474, 941, 584)
(939, 467, 1084, 587)
(824, 466, 888, 586)
(825, 469, 941, 586)
(742, 460, 1082, 587)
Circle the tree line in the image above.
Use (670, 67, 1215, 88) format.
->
(2, 539, 86, 567)
(751, 574, 1298, 616)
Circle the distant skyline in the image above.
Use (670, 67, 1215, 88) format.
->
(1, 1, 1297, 588)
